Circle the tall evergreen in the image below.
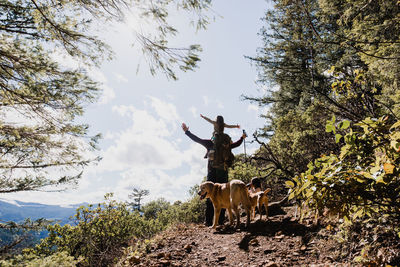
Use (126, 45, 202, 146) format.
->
(247, 0, 400, 175)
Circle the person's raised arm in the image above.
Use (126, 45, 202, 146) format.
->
(182, 122, 189, 132)
(231, 132, 247, 149)
(200, 114, 215, 125)
(224, 123, 240, 129)
(182, 123, 212, 148)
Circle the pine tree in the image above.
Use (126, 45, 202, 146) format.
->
(128, 188, 149, 211)
(0, 0, 212, 194)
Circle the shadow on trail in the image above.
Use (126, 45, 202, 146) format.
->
(213, 216, 320, 251)
(247, 217, 310, 237)
(238, 217, 320, 251)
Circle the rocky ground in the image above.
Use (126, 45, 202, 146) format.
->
(127, 206, 357, 267)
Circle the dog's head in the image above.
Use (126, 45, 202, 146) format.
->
(251, 177, 262, 189)
(198, 182, 214, 200)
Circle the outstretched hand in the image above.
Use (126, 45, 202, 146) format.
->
(181, 123, 189, 132)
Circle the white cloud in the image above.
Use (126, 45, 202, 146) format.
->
(247, 104, 259, 112)
(93, 96, 205, 202)
(50, 49, 82, 69)
(202, 96, 209, 106)
(87, 68, 116, 105)
(189, 106, 197, 118)
(98, 84, 116, 105)
(216, 100, 224, 109)
(112, 143, 206, 203)
(114, 73, 129, 83)
(148, 96, 181, 124)
(260, 105, 271, 116)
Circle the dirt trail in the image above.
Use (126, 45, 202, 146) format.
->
(131, 207, 352, 267)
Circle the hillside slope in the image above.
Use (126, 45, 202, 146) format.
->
(125, 206, 354, 267)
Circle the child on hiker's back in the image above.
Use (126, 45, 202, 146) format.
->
(200, 114, 240, 140)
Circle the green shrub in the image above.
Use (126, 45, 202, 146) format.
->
(289, 116, 400, 236)
(229, 161, 270, 184)
(0, 251, 79, 267)
(33, 194, 162, 267)
(20, 190, 206, 266)
(142, 189, 205, 226)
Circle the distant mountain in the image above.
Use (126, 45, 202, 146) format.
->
(0, 199, 86, 225)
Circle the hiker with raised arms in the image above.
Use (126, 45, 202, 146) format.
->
(181, 118, 246, 227)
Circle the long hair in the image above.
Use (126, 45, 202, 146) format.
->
(216, 115, 224, 133)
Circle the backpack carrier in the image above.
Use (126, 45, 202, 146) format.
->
(211, 132, 235, 170)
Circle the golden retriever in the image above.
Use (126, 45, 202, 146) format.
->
(249, 188, 271, 221)
(198, 179, 251, 229)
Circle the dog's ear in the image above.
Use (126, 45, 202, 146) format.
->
(264, 188, 271, 194)
(206, 182, 213, 191)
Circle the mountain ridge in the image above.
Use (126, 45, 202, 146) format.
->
(0, 199, 86, 224)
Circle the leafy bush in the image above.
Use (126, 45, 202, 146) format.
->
(157, 197, 205, 225)
(14, 189, 205, 267)
(33, 194, 163, 267)
(289, 116, 400, 236)
(0, 251, 79, 267)
(142, 185, 205, 225)
(229, 161, 271, 184)
(142, 198, 171, 220)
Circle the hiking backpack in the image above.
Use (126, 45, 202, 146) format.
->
(212, 132, 235, 170)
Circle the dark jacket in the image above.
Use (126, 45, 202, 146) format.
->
(184, 130, 244, 180)
(185, 130, 244, 151)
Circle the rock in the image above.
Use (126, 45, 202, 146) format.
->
(184, 244, 192, 253)
(129, 255, 140, 264)
(157, 252, 165, 259)
(264, 248, 276, 254)
(249, 238, 260, 246)
(300, 245, 307, 251)
(275, 234, 285, 239)
(253, 248, 261, 253)
(265, 262, 279, 267)
(218, 256, 226, 261)
(158, 259, 171, 266)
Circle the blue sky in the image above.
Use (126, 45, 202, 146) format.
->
(4, 0, 272, 206)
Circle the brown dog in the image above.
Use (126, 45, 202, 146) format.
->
(249, 188, 271, 221)
(198, 179, 251, 229)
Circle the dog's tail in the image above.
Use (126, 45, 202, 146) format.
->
(264, 188, 271, 194)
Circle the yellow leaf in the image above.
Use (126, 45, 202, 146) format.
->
(390, 120, 400, 129)
(285, 180, 295, 188)
(370, 165, 381, 174)
(390, 140, 398, 150)
(384, 163, 395, 174)
(353, 209, 363, 219)
(376, 175, 385, 184)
